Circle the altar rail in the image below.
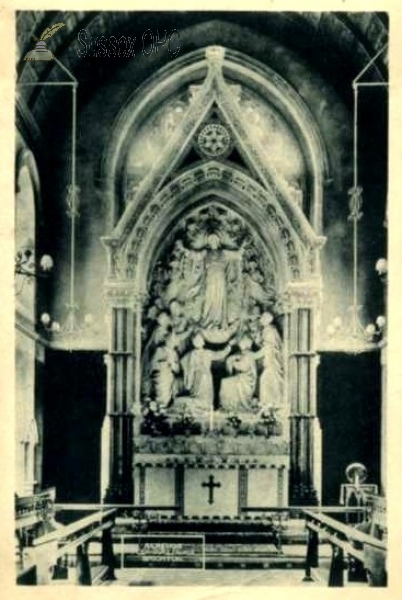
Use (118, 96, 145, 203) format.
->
(17, 507, 117, 585)
(16, 488, 56, 527)
(303, 509, 387, 587)
(17, 500, 383, 585)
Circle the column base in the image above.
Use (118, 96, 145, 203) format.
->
(290, 484, 319, 506)
(103, 482, 133, 504)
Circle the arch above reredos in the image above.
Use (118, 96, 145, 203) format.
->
(103, 161, 325, 301)
(101, 45, 329, 236)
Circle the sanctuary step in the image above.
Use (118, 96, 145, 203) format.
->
(112, 545, 317, 570)
(103, 515, 311, 569)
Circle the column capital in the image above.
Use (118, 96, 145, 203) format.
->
(104, 280, 139, 310)
(278, 280, 322, 312)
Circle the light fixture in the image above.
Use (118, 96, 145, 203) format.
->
(324, 47, 388, 353)
(53, 82, 94, 339)
(40, 312, 60, 333)
(15, 247, 54, 296)
(39, 310, 94, 336)
(375, 257, 388, 282)
(15, 247, 53, 279)
(326, 254, 387, 349)
(326, 311, 386, 347)
(17, 57, 94, 343)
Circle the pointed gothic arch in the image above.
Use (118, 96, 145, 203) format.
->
(107, 160, 324, 297)
(101, 45, 329, 235)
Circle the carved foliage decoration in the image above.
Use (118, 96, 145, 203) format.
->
(119, 162, 306, 285)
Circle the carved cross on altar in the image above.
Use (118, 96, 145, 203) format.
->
(202, 475, 221, 505)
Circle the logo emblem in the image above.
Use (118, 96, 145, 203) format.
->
(24, 22, 65, 61)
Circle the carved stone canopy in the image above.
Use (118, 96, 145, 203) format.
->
(102, 45, 326, 321)
(101, 46, 328, 237)
(104, 46, 326, 246)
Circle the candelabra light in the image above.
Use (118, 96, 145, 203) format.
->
(15, 247, 54, 296)
(15, 248, 53, 279)
(326, 258, 387, 350)
(325, 52, 388, 354)
(40, 312, 60, 333)
(326, 312, 386, 346)
(40, 309, 94, 336)
(39, 79, 91, 343)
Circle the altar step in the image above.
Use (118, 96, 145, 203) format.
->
(118, 551, 307, 570)
(108, 544, 333, 572)
(97, 516, 315, 571)
(111, 534, 322, 570)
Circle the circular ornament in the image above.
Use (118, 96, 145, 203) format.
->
(197, 123, 232, 158)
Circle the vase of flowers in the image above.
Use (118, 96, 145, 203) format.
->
(172, 411, 202, 436)
(226, 413, 242, 437)
(259, 408, 281, 438)
(141, 399, 171, 436)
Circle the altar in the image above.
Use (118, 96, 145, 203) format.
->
(133, 431, 289, 516)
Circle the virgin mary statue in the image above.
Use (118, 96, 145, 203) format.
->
(182, 233, 244, 329)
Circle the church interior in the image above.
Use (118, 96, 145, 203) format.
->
(14, 10, 388, 587)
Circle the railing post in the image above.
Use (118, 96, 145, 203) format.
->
(328, 544, 344, 587)
(101, 524, 117, 580)
(364, 546, 387, 586)
(347, 556, 367, 582)
(34, 543, 56, 584)
(303, 526, 319, 581)
(76, 543, 92, 585)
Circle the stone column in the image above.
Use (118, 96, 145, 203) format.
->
(378, 263, 387, 498)
(102, 282, 137, 503)
(380, 341, 387, 496)
(285, 282, 321, 506)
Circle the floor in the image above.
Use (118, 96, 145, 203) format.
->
(103, 544, 369, 587)
(105, 565, 331, 587)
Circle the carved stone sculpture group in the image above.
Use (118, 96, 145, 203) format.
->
(140, 204, 284, 416)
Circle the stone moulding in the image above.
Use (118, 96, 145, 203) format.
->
(103, 161, 324, 294)
(134, 435, 290, 457)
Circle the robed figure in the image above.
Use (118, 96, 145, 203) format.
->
(255, 312, 284, 407)
(181, 333, 232, 411)
(220, 337, 257, 412)
(165, 233, 244, 330)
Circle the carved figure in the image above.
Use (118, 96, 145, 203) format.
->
(220, 337, 257, 412)
(181, 333, 232, 410)
(149, 333, 181, 408)
(167, 233, 244, 329)
(141, 206, 278, 407)
(254, 312, 284, 407)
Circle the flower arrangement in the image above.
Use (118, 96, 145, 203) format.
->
(226, 413, 242, 435)
(260, 407, 277, 425)
(141, 399, 171, 436)
(171, 410, 202, 436)
(258, 407, 283, 438)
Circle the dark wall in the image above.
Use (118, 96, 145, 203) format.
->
(318, 350, 381, 505)
(42, 350, 106, 502)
